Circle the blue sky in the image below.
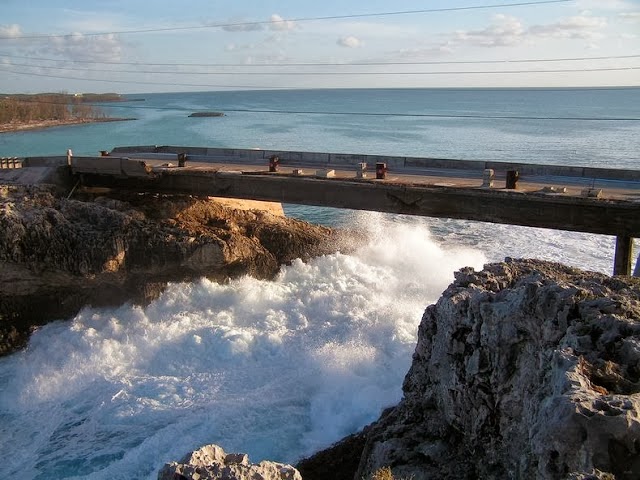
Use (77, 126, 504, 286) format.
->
(0, 0, 638, 93)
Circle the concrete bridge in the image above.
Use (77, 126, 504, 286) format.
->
(10, 145, 640, 276)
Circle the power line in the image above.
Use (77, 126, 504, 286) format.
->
(6, 97, 640, 121)
(0, 0, 571, 40)
(3, 65, 638, 92)
(1, 52, 638, 67)
(4, 62, 638, 76)
(0, 68, 294, 89)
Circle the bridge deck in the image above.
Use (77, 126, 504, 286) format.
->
(13, 146, 640, 275)
(140, 159, 640, 202)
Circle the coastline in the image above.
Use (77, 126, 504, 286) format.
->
(0, 117, 136, 134)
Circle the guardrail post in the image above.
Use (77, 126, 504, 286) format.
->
(613, 235, 633, 276)
(0, 158, 21, 169)
(356, 162, 367, 178)
(482, 169, 495, 188)
(268, 155, 279, 172)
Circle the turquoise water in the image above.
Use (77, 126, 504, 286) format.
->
(1, 88, 639, 168)
(0, 88, 638, 479)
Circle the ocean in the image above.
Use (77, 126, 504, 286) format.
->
(0, 88, 638, 479)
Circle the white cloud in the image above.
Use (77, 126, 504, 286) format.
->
(0, 24, 22, 38)
(43, 33, 123, 62)
(222, 14, 294, 33)
(618, 12, 640, 22)
(226, 42, 257, 52)
(394, 45, 454, 59)
(453, 14, 525, 47)
(576, 0, 636, 10)
(312, 21, 417, 39)
(58, 9, 128, 34)
(528, 15, 607, 39)
(269, 14, 295, 32)
(221, 20, 263, 32)
(337, 36, 363, 48)
(449, 13, 608, 48)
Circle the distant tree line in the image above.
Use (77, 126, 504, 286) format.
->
(0, 93, 122, 124)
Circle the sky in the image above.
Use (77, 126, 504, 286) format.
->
(0, 0, 639, 93)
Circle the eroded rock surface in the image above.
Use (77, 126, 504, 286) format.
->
(0, 184, 353, 356)
(301, 259, 640, 480)
(158, 444, 302, 480)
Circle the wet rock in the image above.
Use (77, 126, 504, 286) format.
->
(296, 429, 370, 480)
(0, 184, 355, 356)
(158, 444, 302, 480)
(303, 259, 640, 480)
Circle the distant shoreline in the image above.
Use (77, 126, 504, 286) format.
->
(0, 117, 137, 134)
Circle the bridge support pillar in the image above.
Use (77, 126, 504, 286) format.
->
(634, 251, 640, 278)
(613, 235, 633, 276)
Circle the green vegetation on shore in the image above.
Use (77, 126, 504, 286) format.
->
(0, 92, 123, 124)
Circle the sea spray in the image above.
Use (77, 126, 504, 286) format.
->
(0, 86, 636, 479)
(0, 212, 485, 480)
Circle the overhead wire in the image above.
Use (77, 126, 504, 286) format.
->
(1, 52, 639, 68)
(0, 68, 295, 89)
(2, 0, 635, 93)
(0, 0, 571, 40)
(5, 96, 640, 121)
(2, 63, 637, 79)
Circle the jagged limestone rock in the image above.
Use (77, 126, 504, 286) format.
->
(355, 259, 640, 480)
(300, 259, 640, 480)
(0, 184, 354, 356)
(158, 444, 302, 480)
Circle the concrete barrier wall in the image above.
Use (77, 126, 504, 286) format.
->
(264, 150, 331, 163)
(71, 157, 152, 177)
(22, 156, 68, 167)
(484, 161, 586, 177)
(0, 157, 23, 169)
(329, 153, 368, 164)
(206, 148, 264, 159)
(160, 146, 210, 156)
(109, 152, 179, 161)
(106, 145, 640, 181)
(405, 157, 485, 171)
(582, 167, 640, 181)
(72, 157, 123, 176)
(366, 155, 405, 169)
(121, 159, 153, 177)
(111, 146, 159, 154)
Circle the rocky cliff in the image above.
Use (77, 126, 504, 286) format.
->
(299, 259, 640, 480)
(0, 184, 353, 356)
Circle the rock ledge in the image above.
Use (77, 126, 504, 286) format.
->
(0, 184, 354, 356)
(158, 444, 302, 480)
(300, 259, 640, 480)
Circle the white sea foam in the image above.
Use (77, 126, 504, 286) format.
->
(0, 213, 486, 479)
(0, 210, 633, 480)
(1, 87, 636, 479)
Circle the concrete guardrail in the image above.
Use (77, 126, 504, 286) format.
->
(0, 157, 23, 169)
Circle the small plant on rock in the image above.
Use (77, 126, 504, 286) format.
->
(371, 467, 395, 480)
